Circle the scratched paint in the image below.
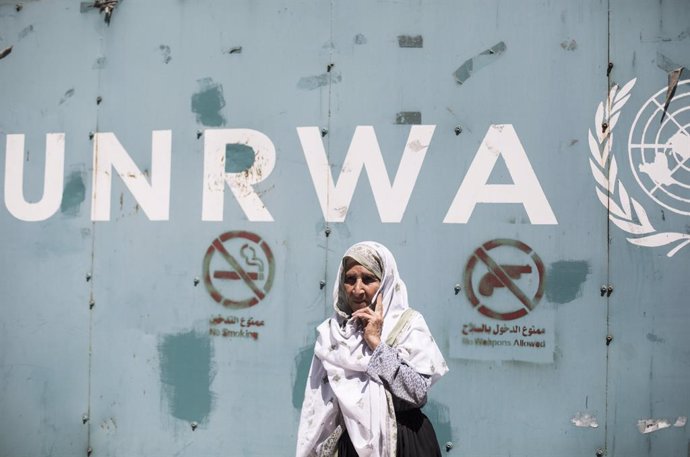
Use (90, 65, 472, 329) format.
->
(292, 345, 314, 409)
(423, 400, 452, 447)
(297, 72, 342, 90)
(656, 52, 685, 72)
(545, 261, 590, 304)
(58, 88, 75, 105)
(60, 171, 85, 216)
(159, 331, 214, 423)
(191, 78, 226, 127)
(453, 41, 507, 85)
(225, 144, 256, 173)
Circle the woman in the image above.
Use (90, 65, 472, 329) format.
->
(296, 241, 448, 457)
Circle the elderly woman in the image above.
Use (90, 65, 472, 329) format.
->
(296, 242, 448, 457)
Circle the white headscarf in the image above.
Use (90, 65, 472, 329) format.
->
(296, 242, 448, 457)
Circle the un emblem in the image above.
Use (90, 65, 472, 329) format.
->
(629, 80, 690, 215)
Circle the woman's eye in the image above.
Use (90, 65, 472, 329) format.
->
(363, 276, 377, 284)
(344, 276, 356, 285)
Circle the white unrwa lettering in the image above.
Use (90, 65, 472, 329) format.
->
(4, 133, 65, 221)
(444, 124, 557, 224)
(91, 131, 172, 221)
(201, 129, 276, 222)
(298, 125, 435, 222)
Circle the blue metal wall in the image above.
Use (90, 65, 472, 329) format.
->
(1, 1, 688, 456)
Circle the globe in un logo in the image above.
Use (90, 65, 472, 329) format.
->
(628, 79, 690, 215)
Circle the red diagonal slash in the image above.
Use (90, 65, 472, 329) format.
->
(212, 239, 265, 301)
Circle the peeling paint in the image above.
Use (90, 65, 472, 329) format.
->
(423, 400, 452, 447)
(292, 345, 314, 409)
(191, 78, 226, 127)
(453, 41, 506, 85)
(58, 88, 75, 105)
(545, 261, 590, 304)
(560, 39, 577, 51)
(159, 331, 214, 423)
(661, 67, 684, 123)
(159, 44, 171, 64)
(225, 143, 255, 173)
(571, 412, 599, 428)
(354, 33, 367, 45)
(397, 35, 423, 48)
(638, 417, 687, 434)
(395, 111, 422, 125)
(297, 72, 342, 90)
(60, 171, 85, 216)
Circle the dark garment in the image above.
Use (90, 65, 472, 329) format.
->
(337, 408, 441, 457)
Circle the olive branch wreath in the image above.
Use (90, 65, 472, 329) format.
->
(588, 78, 690, 257)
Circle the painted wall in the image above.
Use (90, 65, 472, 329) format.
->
(1, 0, 689, 456)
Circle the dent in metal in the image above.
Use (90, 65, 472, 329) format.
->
(544, 261, 590, 304)
(191, 78, 226, 127)
(453, 41, 507, 85)
(297, 72, 342, 90)
(397, 35, 423, 48)
(571, 412, 599, 428)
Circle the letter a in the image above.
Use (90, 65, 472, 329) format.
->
(444, 124, 557, 224)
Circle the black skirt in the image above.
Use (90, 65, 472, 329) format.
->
(337, 408, 441, 457)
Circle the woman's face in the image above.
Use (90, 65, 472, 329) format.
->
(343, 263, 381, 312)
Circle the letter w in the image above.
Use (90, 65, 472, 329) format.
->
(298, 125, 435, 222)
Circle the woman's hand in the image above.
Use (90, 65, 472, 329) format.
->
(352, 293, 384, 350)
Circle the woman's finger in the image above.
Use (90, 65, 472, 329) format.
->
(374, 293, 383, 316)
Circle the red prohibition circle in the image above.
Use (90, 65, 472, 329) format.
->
(202, 231, 275, 309)
(463, 239, 545, 321)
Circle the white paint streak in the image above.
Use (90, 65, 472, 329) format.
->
(571, 412, 599, 428)
(637, 416, 686, 434)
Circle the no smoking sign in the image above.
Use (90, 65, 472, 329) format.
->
(202, 231, 275, 308)
(464, 239, 545, 321)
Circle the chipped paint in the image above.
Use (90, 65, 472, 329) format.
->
(545, 261, 590, 304)
(560, 39, 577, 51)
(571, 412, 599, 428)
(191, 78, 226, 127)
(159, 331, 215, 423)
(638, 417, 687, 434)
(225, 143, 255, 173)
(0, 46, 12, 60)
(159, 44, 171, 64)
(60, 171, 86, 216)
(292, 345, 314, 409)
(453, 41, 506, 85)
(297, 72, 342, 90)
(395, 111, 422, 125)
(397, 35, 423, 48)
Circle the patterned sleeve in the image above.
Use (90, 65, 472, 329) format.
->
(366, 342, 431, 407)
